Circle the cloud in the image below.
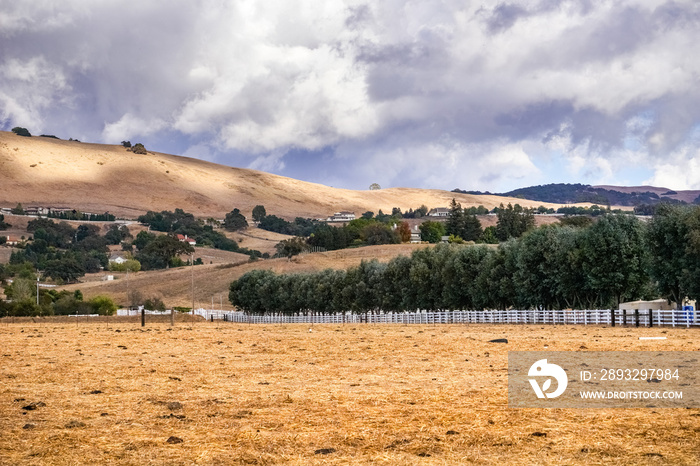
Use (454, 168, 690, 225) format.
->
(644, 141, 700, 190)
(1, 0, 699, 191)
(0, 56, 70, 130)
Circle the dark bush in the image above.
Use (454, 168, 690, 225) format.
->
(12, 127, 31, 137)
(129, 143, 147, 154)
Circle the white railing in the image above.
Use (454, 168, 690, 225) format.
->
(200, 308, 698, 327)
(116, 308, 171, 316)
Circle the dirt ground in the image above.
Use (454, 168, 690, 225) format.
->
(0, 321, 697, 465)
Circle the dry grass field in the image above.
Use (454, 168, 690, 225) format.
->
(0, 320, 698, 465)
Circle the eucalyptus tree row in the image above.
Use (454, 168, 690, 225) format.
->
(230, 210, 700, 314)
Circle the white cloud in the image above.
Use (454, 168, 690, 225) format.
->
(0, 56, 70, 130)
(102, 113, 167, 143)
(644, 146, 700, 190)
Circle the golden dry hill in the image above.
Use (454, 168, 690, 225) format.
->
(0, 131, 561, 220)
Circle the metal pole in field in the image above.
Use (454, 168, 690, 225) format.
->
(36, 277, 39, 306)
(191, 253, 194, 316)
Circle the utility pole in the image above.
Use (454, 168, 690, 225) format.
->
(191, 253, 195, 315)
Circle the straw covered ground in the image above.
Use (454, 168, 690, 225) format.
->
(0, 320, 698, 465)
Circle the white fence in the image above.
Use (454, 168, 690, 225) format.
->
(193, 308, 698, 328)
(117, 308, 171, 316)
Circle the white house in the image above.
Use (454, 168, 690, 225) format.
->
(108, 254, 127, 264)
(176, 234, 196, 246)
(3, 235, 20, 246)
(428, 208, 450, 217)
(327, 211, 356, 222)
(410, 226, 421, 243)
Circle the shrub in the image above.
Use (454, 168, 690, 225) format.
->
(11, 127, 31, 137)
(144, 297, 166, 312)
(10, 203, 24, 215)
(129, 143, 147, 154)
(89, 295, 117, 315)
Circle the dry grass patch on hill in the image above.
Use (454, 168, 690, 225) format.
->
(0, 322, 697, 465)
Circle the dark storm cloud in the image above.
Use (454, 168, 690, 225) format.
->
(1, 1, 700, 190)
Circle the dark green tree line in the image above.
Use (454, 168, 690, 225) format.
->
(230, 210, 699, 314)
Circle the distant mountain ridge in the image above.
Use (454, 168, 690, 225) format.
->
(454, 183, 700, 207)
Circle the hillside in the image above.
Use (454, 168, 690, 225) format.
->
(594, 185, 700, 204)
(0, 131, 562, 220)
(463, 183, 700, 206)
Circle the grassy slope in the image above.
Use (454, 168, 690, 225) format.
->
(0, 131, 561, 220)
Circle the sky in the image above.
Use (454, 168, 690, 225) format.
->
(1, 0, 700, 192)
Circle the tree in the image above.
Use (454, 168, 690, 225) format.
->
(683, 206, 700, 304)
(495, 203, 535, 241)
(53, 295, 90, 315)
(396, 221, 411, 243)
(252, 205, 267, 223)
(445, 199, 465, 238)
(479, 226, 498, 244)
(144, 297, 166, 312)
(121, 141, 132, 148)
(11, 203, 24, 215)
(105, 225, 132, 245)
(369, 183, 381, 190)
(11, 127, 31, 137)
(647, 204, 700, 308)
(419, 221, 445, 243)
(224, 209, 248, 231)
(43, 258, 85, 283)
(462, 214, 483, 242)
(76, 224, 101, 242)
(443, 245, 492, 310)
(559, 216, 593, 228)
(133, 231, 156, 250)
(579, 214, 649, 308)
(89, 295, 117, 315)
(361, 223, 399, 245)
(109, 259, 141, 273)
(136, 234, 194, 270)
(129, 143, 147, 154)
(0, 214, 10, 230)
(275, 237, 308, 259)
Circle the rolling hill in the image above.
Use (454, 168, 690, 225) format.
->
(0, 131, 562, 220)
(456, 183, 700, 206)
